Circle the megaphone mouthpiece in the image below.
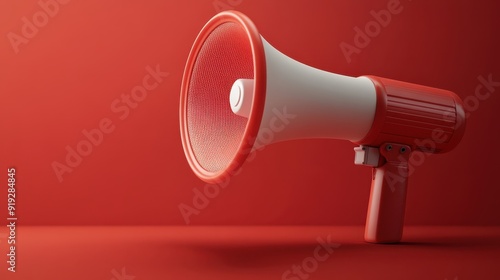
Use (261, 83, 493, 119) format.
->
(230, 78, 254, 118)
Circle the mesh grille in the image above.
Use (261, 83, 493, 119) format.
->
(186, 22, 254, 173)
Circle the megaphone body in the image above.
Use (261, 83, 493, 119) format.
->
(180, 11, 465, 243)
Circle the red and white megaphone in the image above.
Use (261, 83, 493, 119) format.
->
(180, 11, 465, 243)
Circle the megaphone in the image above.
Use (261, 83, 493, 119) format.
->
(179, 11, 466, 243)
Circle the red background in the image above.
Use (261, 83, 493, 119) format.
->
(1, 0, 499, 227)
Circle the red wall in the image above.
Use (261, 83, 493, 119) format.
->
(1, 0, 499, 226)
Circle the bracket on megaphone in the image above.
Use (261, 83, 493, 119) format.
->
(354, 143, 412, 243)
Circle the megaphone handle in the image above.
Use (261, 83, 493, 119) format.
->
(364, 143, 411, 243)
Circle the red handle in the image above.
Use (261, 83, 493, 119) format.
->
(364, 143, 411, 243)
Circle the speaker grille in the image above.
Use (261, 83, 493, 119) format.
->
(186, 22, 255, 173)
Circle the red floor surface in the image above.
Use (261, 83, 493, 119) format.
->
(1, 226, 499, 279)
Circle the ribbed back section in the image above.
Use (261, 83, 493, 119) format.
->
(382, 82, 457, 142)
(358, 76, 465, 153)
